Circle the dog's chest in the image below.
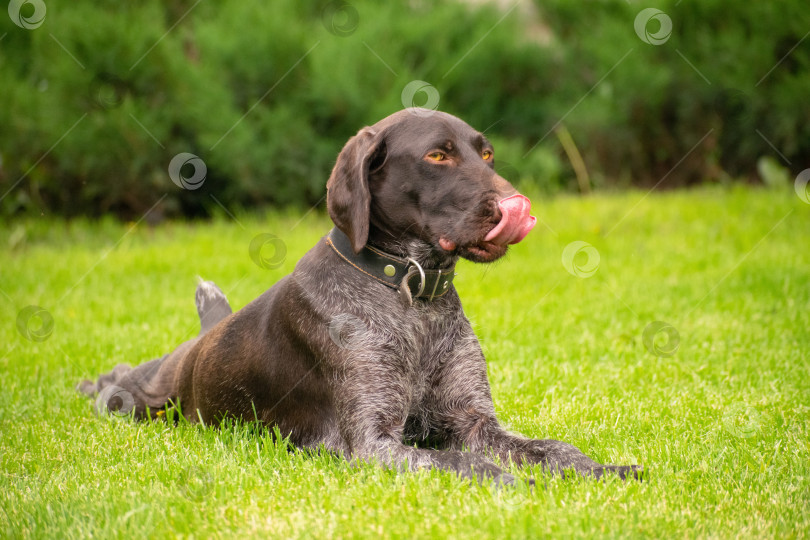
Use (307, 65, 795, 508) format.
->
(398, 305, 458, 407)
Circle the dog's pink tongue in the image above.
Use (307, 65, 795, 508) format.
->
(484, 194, 537, 245)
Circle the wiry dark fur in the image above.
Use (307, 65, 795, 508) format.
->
(79, 109, 642, 484)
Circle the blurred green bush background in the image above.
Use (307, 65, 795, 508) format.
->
(1, 0, 807, 218)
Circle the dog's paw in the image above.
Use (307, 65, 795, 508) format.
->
(625, 464, 645, 481)
(493, 472, 517, 487)
(596, 464, 645, 481)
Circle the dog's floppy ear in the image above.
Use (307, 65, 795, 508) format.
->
(326, 126, 387, 253)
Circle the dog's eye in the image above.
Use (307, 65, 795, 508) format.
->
(482, 150, 493, 160)
(426, 152, 446, 162)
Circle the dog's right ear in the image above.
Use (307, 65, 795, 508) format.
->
(326, 127, 387, 253)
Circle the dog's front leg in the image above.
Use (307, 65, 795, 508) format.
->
(464, 419, 642, 480)
(331, 358, 514, 485)
(447, 399, 643, 479)
(428, 329, 642, 480)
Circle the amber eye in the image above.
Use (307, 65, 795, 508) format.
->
(426, 152, 446, 162)
(482, 150, 493, 160)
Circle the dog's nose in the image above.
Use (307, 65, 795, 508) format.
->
(484, 194, 537, 245)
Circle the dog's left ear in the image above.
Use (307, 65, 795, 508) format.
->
(326, 126, 387, 253)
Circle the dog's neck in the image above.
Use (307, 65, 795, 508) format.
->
(327, 228, 456, 304)
(366, 229, 458, 270)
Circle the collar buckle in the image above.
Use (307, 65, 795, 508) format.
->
(406, 258, 426, 297)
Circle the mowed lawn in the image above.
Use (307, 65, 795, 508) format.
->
(1, 186, 808, 539)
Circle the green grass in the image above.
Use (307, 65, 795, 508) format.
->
(1, 185, 808, 539)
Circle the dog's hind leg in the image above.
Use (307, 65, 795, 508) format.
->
(77, 354, 178, 419)
(78, 334, 203, 420)
(195, 279, 232, 335)
(78, 280, 229, 419)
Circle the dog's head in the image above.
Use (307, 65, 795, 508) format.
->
(327, 109, 536, 265)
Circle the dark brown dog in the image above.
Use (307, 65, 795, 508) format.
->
(80, 109, 641, 484)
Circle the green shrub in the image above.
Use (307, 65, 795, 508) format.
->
(0, 0, 568, 218)
(533, 0, 810, 186)
(0, 0, 807, 218)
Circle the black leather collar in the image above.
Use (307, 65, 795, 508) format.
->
(326, 228, 455, 301)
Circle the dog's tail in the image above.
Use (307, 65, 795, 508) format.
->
(195, 278, 232, 336)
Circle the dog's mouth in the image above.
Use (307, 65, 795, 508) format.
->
(460, 241, 509, 263)
(437, 237, 506, 263)
(439, 194, 536, 263)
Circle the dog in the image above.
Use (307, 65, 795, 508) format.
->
(79, 109, 642, 484)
